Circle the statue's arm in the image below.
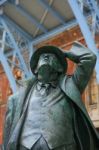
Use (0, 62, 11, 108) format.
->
(64, 42, 97, 93)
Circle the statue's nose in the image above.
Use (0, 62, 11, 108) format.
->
(44, 56, 49, 61)
(38, 59, 49, 67)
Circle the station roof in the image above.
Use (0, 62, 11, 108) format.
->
(1, 0, 90, 44)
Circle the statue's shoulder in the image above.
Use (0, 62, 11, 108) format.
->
(6, 92, 20, 110)
(16, 76, 36, 87)
(8, 77, 36, 106)
(59, 73, 79, 93)
(59, 74, 72, 84)
(24, 77, 36, 86)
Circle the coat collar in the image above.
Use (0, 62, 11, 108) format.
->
(59, 74, 87, 114)
(22, 75, 90, 122)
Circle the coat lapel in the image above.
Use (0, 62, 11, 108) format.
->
(59, 75, 88, 115)
(8, 78, 37, 149)
(59, 75, 99, 140)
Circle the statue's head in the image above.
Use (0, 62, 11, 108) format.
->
(30, 46, 67, 83)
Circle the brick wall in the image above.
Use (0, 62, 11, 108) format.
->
(0, 105, 6, 144)
(0, 67, 10, 144)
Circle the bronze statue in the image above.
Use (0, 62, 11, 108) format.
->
(2, 42, 99, 150)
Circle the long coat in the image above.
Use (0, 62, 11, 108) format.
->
(2, 42, 99, 150)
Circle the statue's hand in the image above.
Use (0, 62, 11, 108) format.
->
(63, 51, 70, 58)
(63, 51, 79, 63)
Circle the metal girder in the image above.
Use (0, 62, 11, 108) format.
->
(7, 58, 24, 70)
(28, 42, 35, 77)
(32, 19, 77, 45)
(8, 0, 19, 5)
(1, 30, 6, 51)
(8, 0, 16, 3)
(8, 0, 47, 33)
(0, 27, 16, 49)
(5, 50, 15, 57)
(5, 42, 34, 59)
(29, 42, 35, 60)
(3, 16, 33, 67)
(0, 49, 17, 93)
(78, 0, 84, 11)
(38, 0, 65, 24)
(68, 0, 99, 83)
(15, 5, 47, 34)
(3, 15, 33, 41)
(0, 17, 30, 78)
(32, 13, 91, 45)
(86, 0, 99, 29)
(0, 0, 7, 6)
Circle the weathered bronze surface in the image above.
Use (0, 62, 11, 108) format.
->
(2, 42, 99, 150)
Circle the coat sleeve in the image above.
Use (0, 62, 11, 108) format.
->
(2, 95, 16, 150)
(65, 42, 97, 93)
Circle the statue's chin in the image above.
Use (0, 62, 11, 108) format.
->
(37, 73, 58, 84)
(37, 75, 50, 84)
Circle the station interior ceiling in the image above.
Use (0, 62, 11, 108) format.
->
(0, 0, 99, 93)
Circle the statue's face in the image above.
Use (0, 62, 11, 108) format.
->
(35, 53, 63, 73)
(35, 53, 63, 83)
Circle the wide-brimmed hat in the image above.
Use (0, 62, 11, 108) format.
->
(30, 45, 67, 74)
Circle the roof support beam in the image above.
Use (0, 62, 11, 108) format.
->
(3, 15, 33, 41)
(0, 0, 7, 6)
(15, 5, 47, 33)
(7, 58, 24, 70)
(0, 49, 17, 93)
(32, 13, 91, 45)
(29, 42, 35, 60)
(32, 19, 77, 44)
(86, 0, 99, 29)
(8, 0, 19, 4)
(0, 16, 31, 79)
(5, 50, 15, 57)
(28, 42, 35, 77)
(68, 0, 99, 83)
(38, 0, 65, 24)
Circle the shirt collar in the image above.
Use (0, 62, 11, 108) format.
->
(37, 80, 58, 91)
